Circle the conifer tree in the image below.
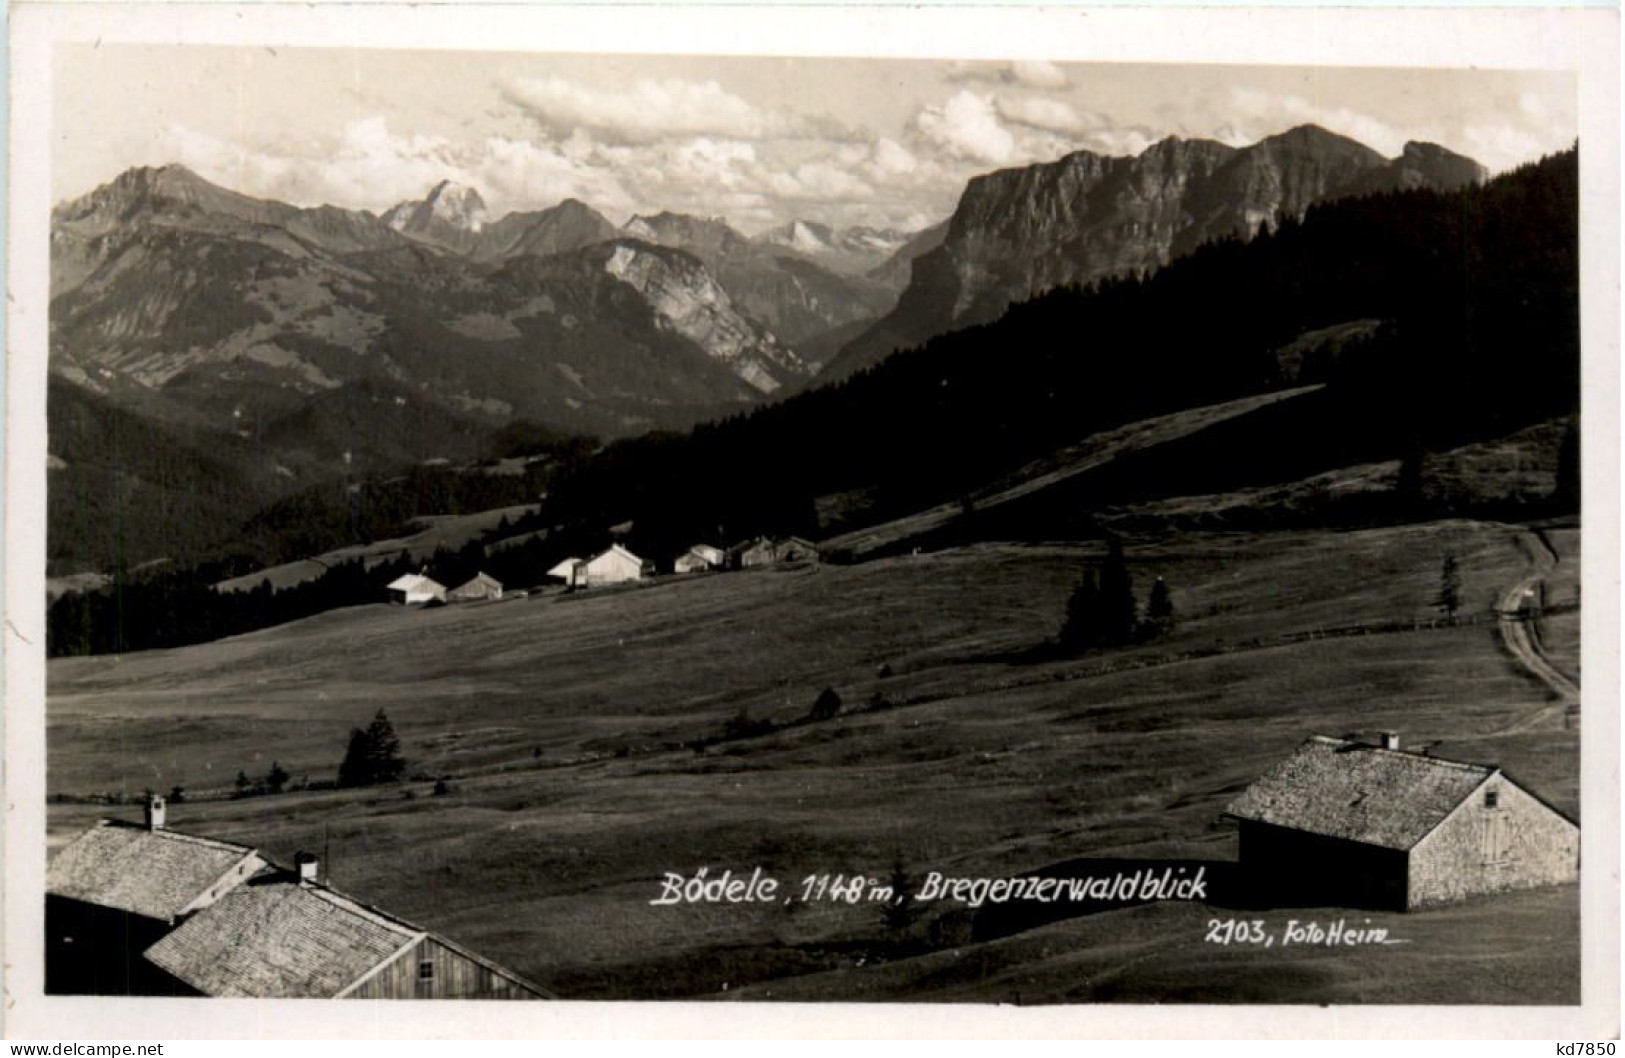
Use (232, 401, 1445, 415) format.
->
(810, 687, 843, 721)
(1435, 554, 1463, 618)
(1060, 570, 1102, 652)
(1100, 536, 1138, 645)
(363, 709, 407, 784)
(337, 729, 371, 788)
(1147, 576, 1175, 635)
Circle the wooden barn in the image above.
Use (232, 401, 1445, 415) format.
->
(580, 544, 647, 587)
(674, 544, 725, 574)
(385, 572, 447, 606)
(45, 797, 266, 994)
(1225, 734, 1579, 911)
(144, 857, 552, 1000)
(448, 572, 503, 602)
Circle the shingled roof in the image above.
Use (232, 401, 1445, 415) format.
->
(385, 573, 445, 593)
(144, 872, 556, 999)
(46, 821, 263, 922)
(1225, 737, 1497, 851)
(144, 875, 423, 998)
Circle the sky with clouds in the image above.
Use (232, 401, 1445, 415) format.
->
(54, 45, 1576, 234)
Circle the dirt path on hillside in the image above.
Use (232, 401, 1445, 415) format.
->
(1490, 534, 1580, 734)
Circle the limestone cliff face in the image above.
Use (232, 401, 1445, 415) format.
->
(600, 241, 809, 394)
(622, 213, 892, 346)
(823, 126, 1485, 381)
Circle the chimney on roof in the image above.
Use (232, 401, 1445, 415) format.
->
(144, 792, 167, 831)
(296, 852, 320, 887)
(1380, 731, 1400, 751)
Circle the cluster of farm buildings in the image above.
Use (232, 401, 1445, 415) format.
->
(46, 796, 551, 999)
(385, 535, 818, 605)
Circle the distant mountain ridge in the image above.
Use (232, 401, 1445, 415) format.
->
(618, 211, 899, 354)
(821, 125, 1487, 381)
(757, 220, 914, 276)
(50, 166, 818, 439)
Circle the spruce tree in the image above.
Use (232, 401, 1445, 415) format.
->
(337, 728, 371, 788)
(810, 687, 843, 721)
(1100, 536, 1138, 645)
(1060, 570, 1102, 652)
(1147, 576, 1174, 635)
(1435, 554, 1463, 618)
(363, 709, 407, 783)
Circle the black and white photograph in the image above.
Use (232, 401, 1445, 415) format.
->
(4, 1, 1618, 1038)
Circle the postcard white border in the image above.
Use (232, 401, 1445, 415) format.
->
(5, 2, 1619, 1040)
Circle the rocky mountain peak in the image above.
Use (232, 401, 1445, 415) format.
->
(823, 124, 1488, 382)
(414, 180, 488, 232)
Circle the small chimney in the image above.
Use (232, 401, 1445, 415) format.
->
(144, 793, 166, 831)
(295, 852, 320, 887)
(1380, 731, 1400, 751)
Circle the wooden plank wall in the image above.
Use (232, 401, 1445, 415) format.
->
(347, 937, 541, 1000)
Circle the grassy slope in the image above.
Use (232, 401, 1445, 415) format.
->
(46, 518, 1579, 1002)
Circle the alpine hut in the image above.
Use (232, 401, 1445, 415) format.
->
(448, 572, 504, 602)
(144, 856, 552, 1000)
(45, 795, 266, 994)
(579, 544, 647, 587)
(47, 800, 553, 999)
(674, 544, 725, 574)
(547, 557, 585, 587)
(1225, 734, 1579, 910)
(385, 572, 447, 606)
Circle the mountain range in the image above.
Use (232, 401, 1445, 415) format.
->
(49, 123, 1491, 573)
(821, 125, 1486, 380)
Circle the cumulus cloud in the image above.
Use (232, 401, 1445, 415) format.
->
(948, 59, 1071, 90)
(499, 75, 833, 145)
(915, 90, 1016, 165)
(1457, 123, 1551, 173)
(1009, 60, 1070, 90)
(159, 117, 637, 218)
(1227, 87, 1408, 158)
(869, 137, 919, 178)
(996, 95, 1090, 135)
(1080, 126, 1161, 157)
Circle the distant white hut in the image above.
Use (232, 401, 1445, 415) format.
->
(674, 544, 725, 574)
(385, 572, 447, 605)
(448, 572, 503, 602)
(547, 558, 585, 587)
(581, 544, 646, 587)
